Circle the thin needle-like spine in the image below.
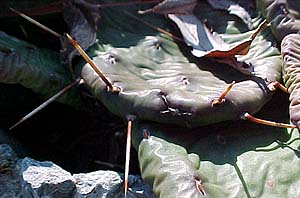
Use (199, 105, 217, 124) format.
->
(10, 8, 62, 38)
(124, 115, 135, 197)
(212, 81, 235, 106)
(65, 34, 119, 93)
(194, 175, 205, 196)
(10, 78, 83, 130)
(124, 120, 132, 197)
(11, 8, 118, 94)
(267, 81, 288, 93)
(124, 11, 184, 42)
(241, 112, 297, 129)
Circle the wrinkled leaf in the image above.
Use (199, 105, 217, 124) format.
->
(256, 0, 300, 41)
(281, 33, 300, 124)
(76, 2, 281, 127)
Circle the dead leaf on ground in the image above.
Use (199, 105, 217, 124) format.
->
(168, 14, 268, 74)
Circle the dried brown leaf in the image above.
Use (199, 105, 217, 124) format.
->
(168, 14, 268, 74)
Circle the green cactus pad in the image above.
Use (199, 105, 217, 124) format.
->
(134, 93, 300, 197)
(0, 31, 81, 107)
(256, 0, 300, 41)
(76, 2, 281, 127)
(281, 33, 300, 124)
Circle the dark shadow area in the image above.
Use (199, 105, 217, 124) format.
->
(93, 3, 173, 49)
(0, 83, 140, 175)
(0, 13, 65, 51)
(0, 6, 142, 175)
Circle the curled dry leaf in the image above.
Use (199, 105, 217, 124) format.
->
(138, 0, 197, 15)
(281, 33, 300, 124)
(168, 14, 268, 74)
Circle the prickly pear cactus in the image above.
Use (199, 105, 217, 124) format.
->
(0, 31, 81, 107)
(256, 0, 300, 41)
(134, 93, 300, 197)
(281, 33, 300, 124)
(76, 1, 282, 127)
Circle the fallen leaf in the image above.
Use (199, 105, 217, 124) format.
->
(168, 14, 268, 74)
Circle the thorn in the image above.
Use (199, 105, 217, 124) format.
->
(267, 81, 288, 93)
(124, 115, 136, 197)
(241, 112, 297, 129)
(194, 176, 206, 196)
(10, 8, 62, 38)
(65, 34, 119, 94)
(10, 8, 119, 94)
(9, 78, 82, 130)
(211, 81, 235, 106)
(123, 11, 184, 42)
